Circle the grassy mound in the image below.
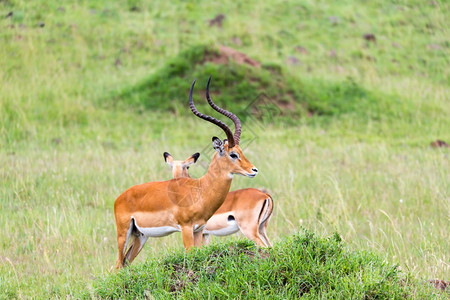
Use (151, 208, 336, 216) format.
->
(109, 45, 414, 122)
(90, 231, 440, 299)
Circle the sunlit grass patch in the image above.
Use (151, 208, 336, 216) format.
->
(91, 231, 443, 299)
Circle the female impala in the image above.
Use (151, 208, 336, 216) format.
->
(114, 78, 258, 268)
(164, 152, 273, 247)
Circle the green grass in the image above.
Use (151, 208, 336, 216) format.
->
(0, 0, 449, 298)
(91, 231, 442, 299)
(110, 44, 437, 122)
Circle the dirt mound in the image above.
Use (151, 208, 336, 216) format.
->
(428, 279, 448, 291)
(205, 45, 261, 68)
(430, 140, 449, 148)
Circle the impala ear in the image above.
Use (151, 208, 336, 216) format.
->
(191, 152, 200, 163)
(184, 152, 200, 167)
(164, 152, 174, 166)
(212, 137, 225, 155)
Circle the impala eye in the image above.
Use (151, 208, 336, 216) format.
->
(186, 166, 190, 169)
(230, 153, 238, 159)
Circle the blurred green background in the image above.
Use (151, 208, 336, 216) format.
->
(0, 0, 448, 297)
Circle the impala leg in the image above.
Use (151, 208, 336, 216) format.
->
(123, 236, 136, 263)
(124, 234, 149, 264)
(181, 225, 194, 250)
(239, 225, 267, 247)
(253, 197, 273, 247)
(202, 233, 211, 245)
(259, 221, 272, 247)
(115, 230, 127, 269)
(259, 197, 273, 247)
(194, 229, 203, 247)
(116, 218, 139, 269)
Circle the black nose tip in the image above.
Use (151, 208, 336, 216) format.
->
(252, 168, 258, 173)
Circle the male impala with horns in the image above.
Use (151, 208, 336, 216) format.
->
(113, 77, 258, 268)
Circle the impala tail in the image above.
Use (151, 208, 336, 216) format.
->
(258, 196, 273, 226)
(258, 195, 273, 247)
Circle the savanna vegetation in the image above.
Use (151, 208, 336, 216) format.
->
(93, 232, 439, 299)
(0, 0, 448, 298)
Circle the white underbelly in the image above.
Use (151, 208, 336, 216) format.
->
(134, 221, 181, 237)
(132, 218, 204, 238)
(137, 225, 181, 237)
(204, 220, 240, 236)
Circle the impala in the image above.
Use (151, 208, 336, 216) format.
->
(113, 77, 258, 268)
(164, 152, 273, 247)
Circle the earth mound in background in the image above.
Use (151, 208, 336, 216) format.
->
(108, 45, 411, 122)
(204, 45, 261, 68)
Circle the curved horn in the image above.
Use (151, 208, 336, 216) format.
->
(206, 76, 242, 145)
(189, 79, 236, 147)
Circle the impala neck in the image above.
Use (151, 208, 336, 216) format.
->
(199, 153, 233, 205)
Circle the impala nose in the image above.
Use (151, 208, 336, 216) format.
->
(252, 168, 258, 173)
